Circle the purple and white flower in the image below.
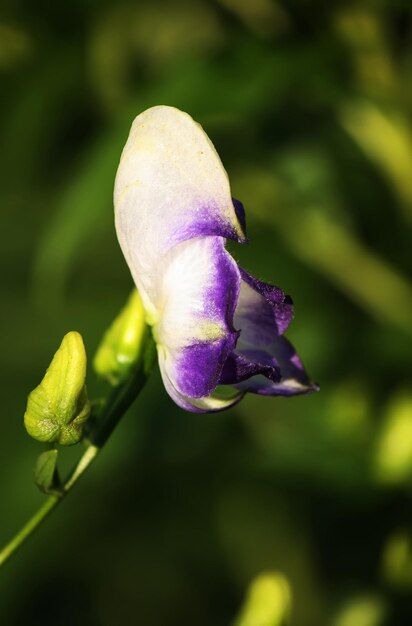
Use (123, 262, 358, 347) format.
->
(114, 106, 317, 412)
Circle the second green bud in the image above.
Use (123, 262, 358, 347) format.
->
(93, 289, 149, 386)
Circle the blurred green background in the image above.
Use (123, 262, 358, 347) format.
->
(1, 1, 412, 624)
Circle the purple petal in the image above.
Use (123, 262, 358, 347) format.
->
(238, 267, 293, 336)
(173, 333, 238, 398)
(227, 269, 318, 396)
(156, 237, 241, 400)
(235, 336, 319, 396)
(219, 350, 281, 385)
(159, 349, 245, 413)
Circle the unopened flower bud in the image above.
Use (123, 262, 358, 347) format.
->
(93, 289, 148, 386)
(24, 331, 90, 446)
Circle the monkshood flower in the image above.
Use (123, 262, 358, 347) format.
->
(114, 106, 318, 412)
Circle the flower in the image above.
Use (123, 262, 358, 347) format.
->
(114, 105, 317, 412)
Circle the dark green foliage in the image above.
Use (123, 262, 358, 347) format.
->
(1, 1, 412, 624)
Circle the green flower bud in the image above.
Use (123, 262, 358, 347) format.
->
(93, 289, 148, 386)
(24, 331, 90, 446)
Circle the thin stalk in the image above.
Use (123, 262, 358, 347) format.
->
(0, 497, 59, 567)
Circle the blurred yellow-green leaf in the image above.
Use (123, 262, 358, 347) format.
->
(234, 572, 292, 626)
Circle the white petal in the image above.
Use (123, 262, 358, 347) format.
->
(114, 105, 245, 315)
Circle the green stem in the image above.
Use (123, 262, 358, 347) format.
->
(0, 338, 155, 568)
(0, 496, 59, 567)
(0, 443, 100, 568)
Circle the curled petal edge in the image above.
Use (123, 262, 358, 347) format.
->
(158, 349, 245, 413)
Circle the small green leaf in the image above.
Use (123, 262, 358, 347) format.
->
(34, 449, 60, 494)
